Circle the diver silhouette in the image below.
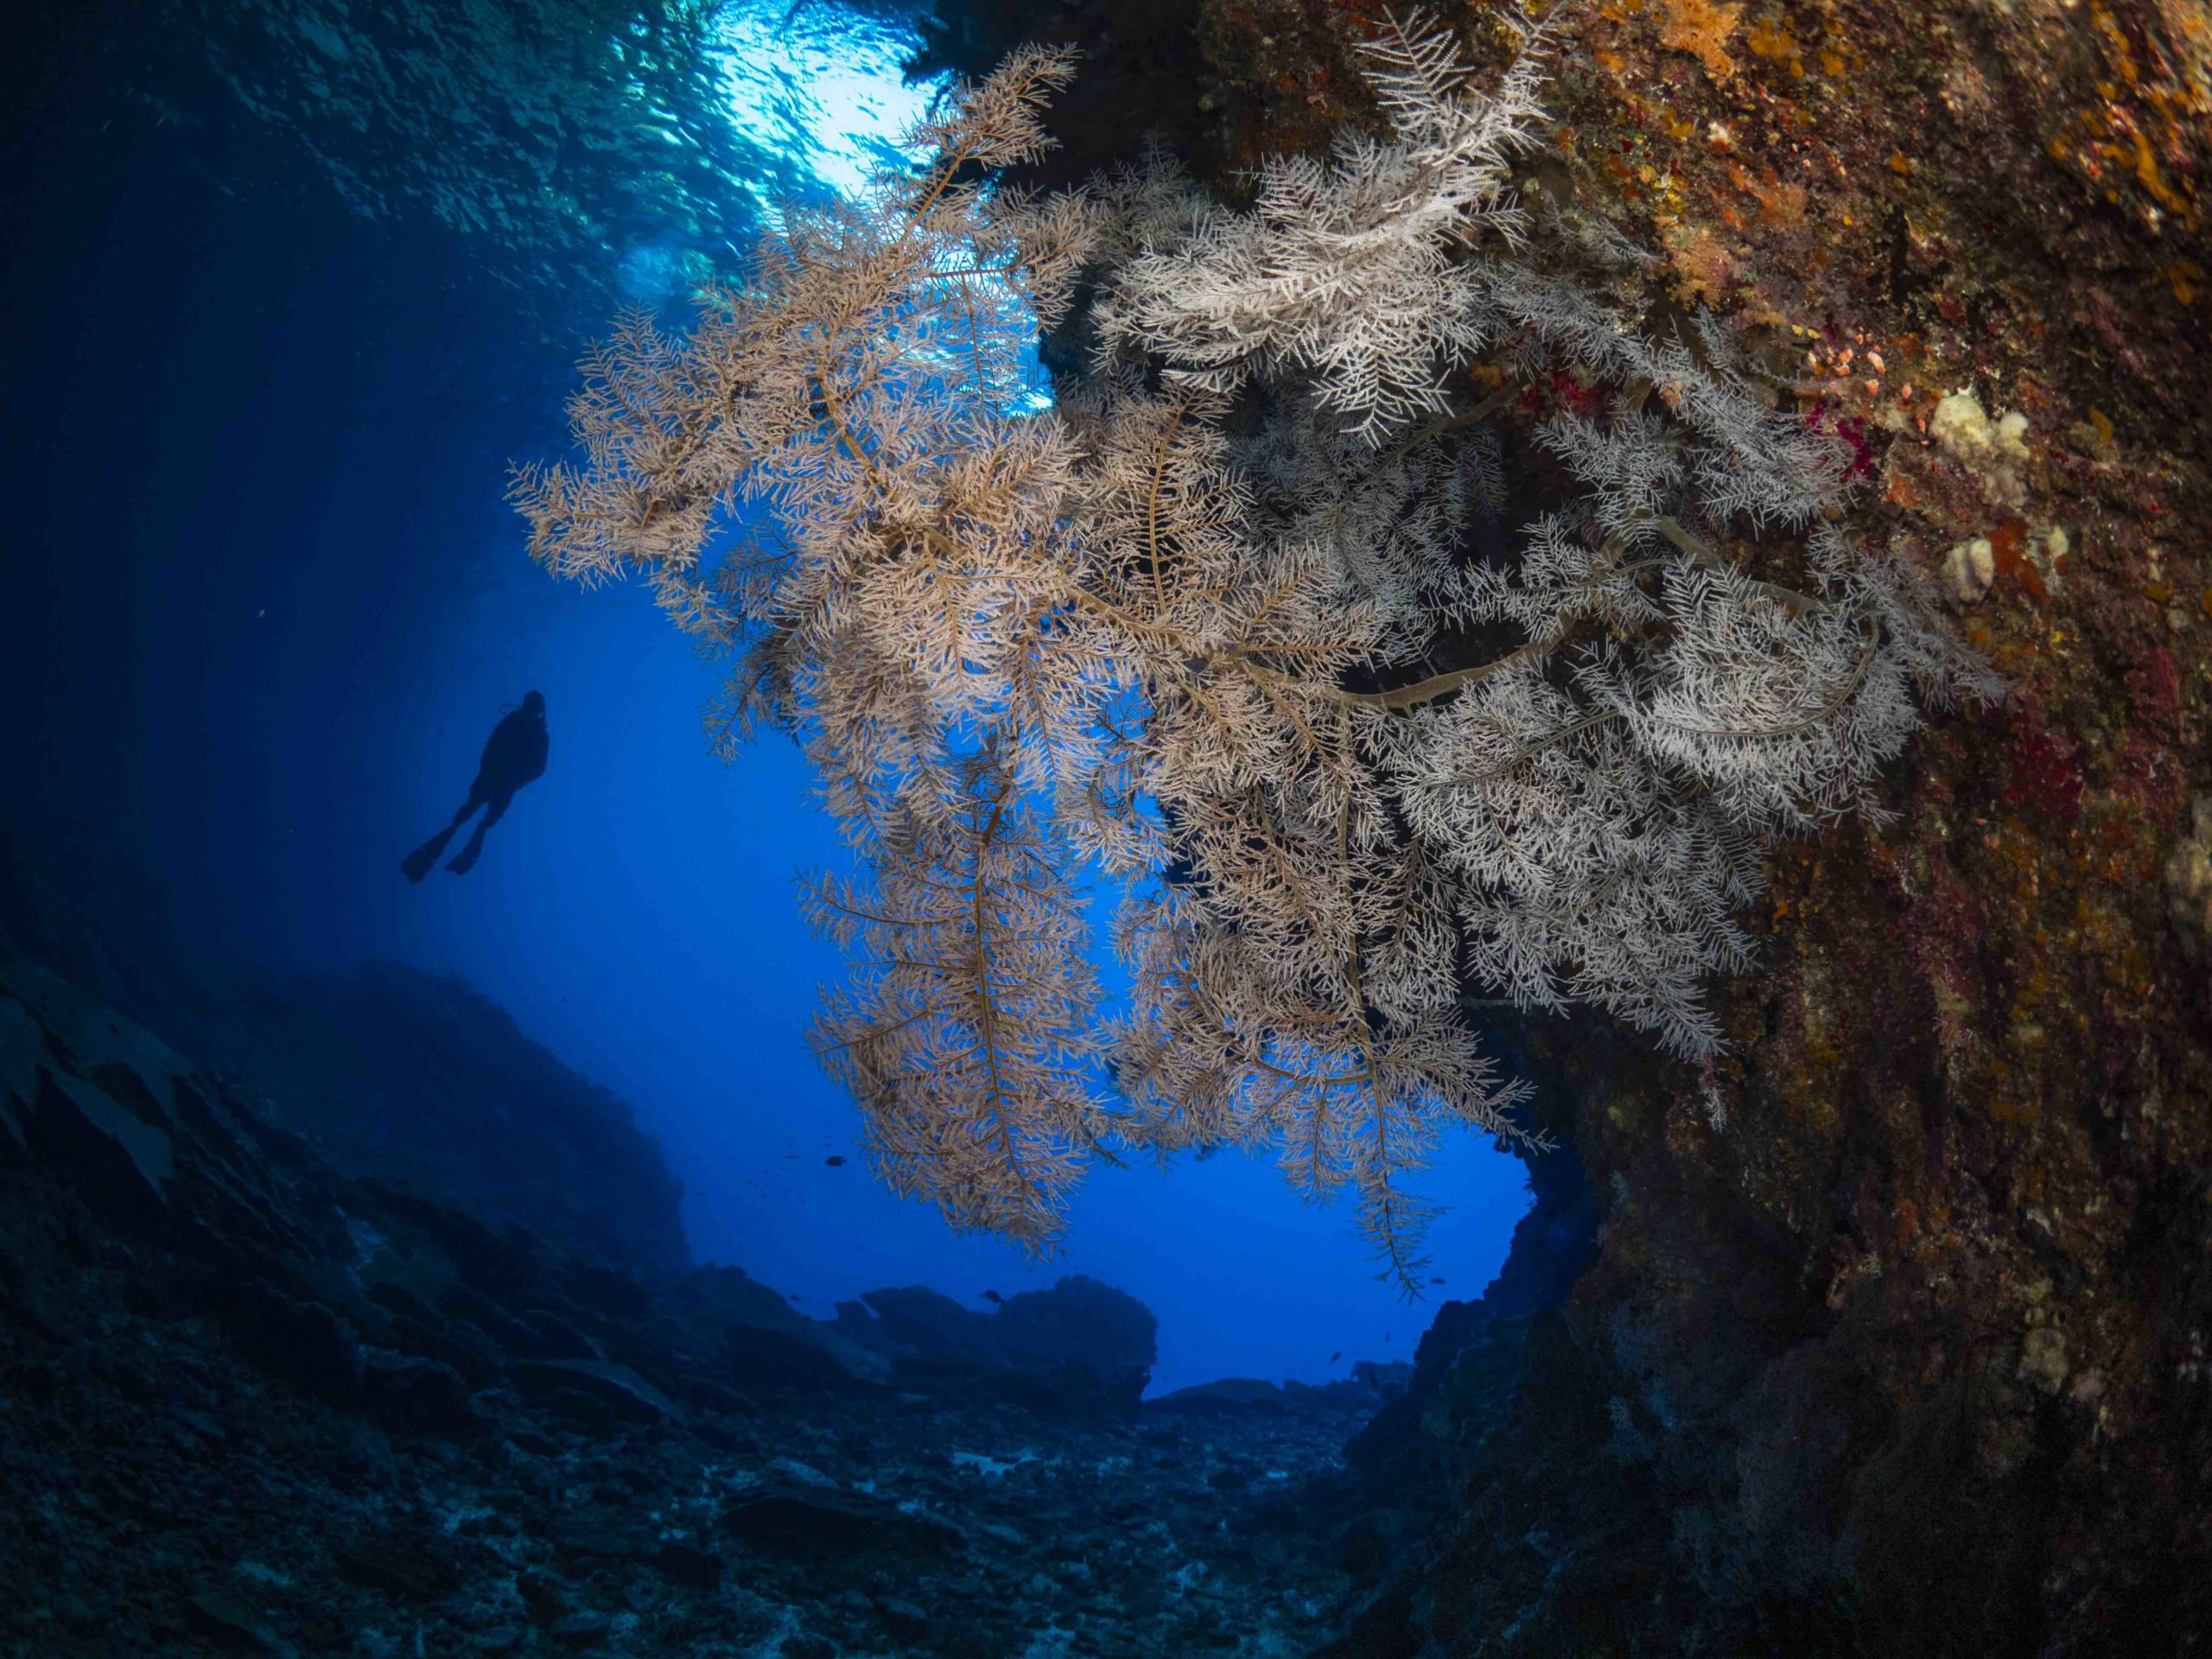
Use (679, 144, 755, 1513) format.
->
(401, 690, 549, 880)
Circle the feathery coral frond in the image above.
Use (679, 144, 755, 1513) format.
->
(518, 12, 1993, 1294)
(805, 751, 1109, 1249)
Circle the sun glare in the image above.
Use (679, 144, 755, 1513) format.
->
(714, 5, 944, 201)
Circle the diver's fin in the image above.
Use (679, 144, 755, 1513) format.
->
(445, 826, 487, 875)
(401, 827, 457, 883)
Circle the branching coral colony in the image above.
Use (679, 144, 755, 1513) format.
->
(512, 7, 1998, 1291)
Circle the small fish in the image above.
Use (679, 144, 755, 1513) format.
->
(1430, 1276, 1446, 1285)
(824, 1154, 847, 1166)
(982, 1290, 1003, 1305)
(1328, 1351, 1341, 1363)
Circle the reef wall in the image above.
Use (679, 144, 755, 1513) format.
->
(927, 0, 2210, 1647)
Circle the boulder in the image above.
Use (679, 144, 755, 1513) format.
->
(715, 1323, 884, 1397)
(510, 1357, 681, 1427)
(836, 1275, 1157, 1415)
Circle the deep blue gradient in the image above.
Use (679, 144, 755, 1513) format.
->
(0, 0, 1532, 1393)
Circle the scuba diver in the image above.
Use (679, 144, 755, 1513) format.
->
(401, 690, 548, 880)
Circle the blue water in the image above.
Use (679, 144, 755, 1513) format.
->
(0, 0, 1530, 1394)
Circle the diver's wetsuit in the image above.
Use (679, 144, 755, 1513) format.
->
(401, 691, 549, 880)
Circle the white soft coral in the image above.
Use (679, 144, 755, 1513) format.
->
(1091, 5, 1557, 444)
